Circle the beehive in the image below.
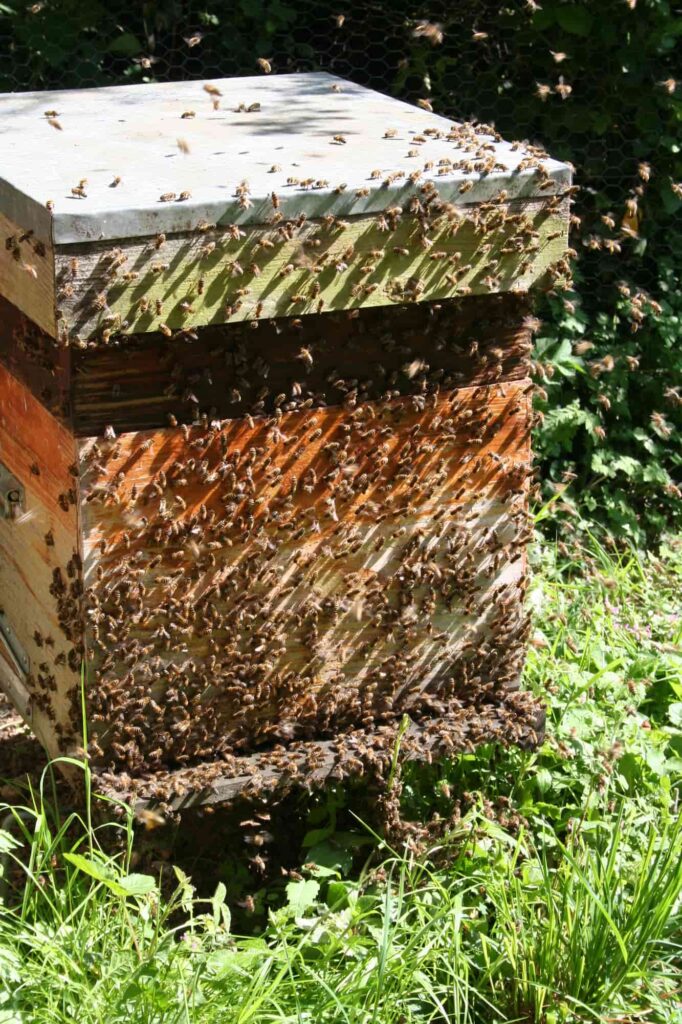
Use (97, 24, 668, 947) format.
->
(0, 73, 570, 808)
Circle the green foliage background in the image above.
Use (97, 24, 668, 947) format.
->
(1, 0, 680, 542)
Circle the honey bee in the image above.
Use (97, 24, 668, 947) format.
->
(159, 192, 177, 203)
(181, 110, 196, 119)
(257, 57, 272, 73)
(297, 346, 314, 369)
(203, 83, 222, 97)
(177, 138, 190, 155)
(109, 175, 121, 187)
(136, 808, 167, 831)
(412, 20, 444, 45)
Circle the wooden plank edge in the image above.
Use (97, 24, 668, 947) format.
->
(54, 198, 569, 341)
(0, 648, 32, 723)
(0, 207, 56, 338)
(94, 696, 546, 812)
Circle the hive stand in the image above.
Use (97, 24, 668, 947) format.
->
(0, 73, 570, 810)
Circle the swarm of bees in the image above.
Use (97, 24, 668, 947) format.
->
(51, 169, 570, 346)
(19, 291, 543, 810)
(2, 86, 572, 811)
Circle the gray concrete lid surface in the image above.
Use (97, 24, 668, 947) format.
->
(0, 72, 571, 245)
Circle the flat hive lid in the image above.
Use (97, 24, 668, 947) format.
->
(0, 72, 571, 245)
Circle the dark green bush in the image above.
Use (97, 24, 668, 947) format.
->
(1, 0, 680, 542)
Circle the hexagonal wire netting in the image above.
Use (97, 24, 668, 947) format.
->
(0, 1, 675, 287)
(0, 2, 652, 212)
(3, 0, 672, 293)
(1, 0, 680, 538)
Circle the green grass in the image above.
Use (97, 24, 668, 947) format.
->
(0, 529, 680, 1024)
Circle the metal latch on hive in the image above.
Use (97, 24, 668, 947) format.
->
(0, 461, 25, 520)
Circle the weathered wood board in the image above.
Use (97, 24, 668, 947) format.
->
(0, 362, 81, 760)
(0, 290, 533, 435)
(78, 381, 531, 773)
(0, 295, 72, 425)
(104, 700, 547, 811)
(54, 197, 568, 342)
(0, 73, 571, 342)
(0, 209, 55, 337)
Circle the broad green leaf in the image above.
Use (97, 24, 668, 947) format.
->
(668, 703, 682, 727)
(63, 852, 125, 892)
(211, 881, 231, 931)
(63, 853, 151, 898)
(117, 873, 157, 897)
(306, 841, 353, 877)
(285, 879, 320, 916)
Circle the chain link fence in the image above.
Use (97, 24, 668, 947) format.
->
(1, 0, 680, 541)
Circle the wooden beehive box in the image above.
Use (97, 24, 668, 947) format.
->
(0, 73, 570, 808)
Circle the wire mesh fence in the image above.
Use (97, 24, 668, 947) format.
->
(0, 0, 680, 540)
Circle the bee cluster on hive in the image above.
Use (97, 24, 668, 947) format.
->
(0, 73, 570, 810)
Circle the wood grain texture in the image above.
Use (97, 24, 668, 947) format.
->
(0, 289, 533, 438)
(55, 197, 568, 342)
(0, 647, 33, 724)
(0, 362, 81, 760)
(79, 380, 532, 774)
(70, 292, 533, 435)
(0, 293, 72, 427)
(0, 209, 55, 337)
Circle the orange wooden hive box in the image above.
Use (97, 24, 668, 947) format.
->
(0, 74, 571, 809)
